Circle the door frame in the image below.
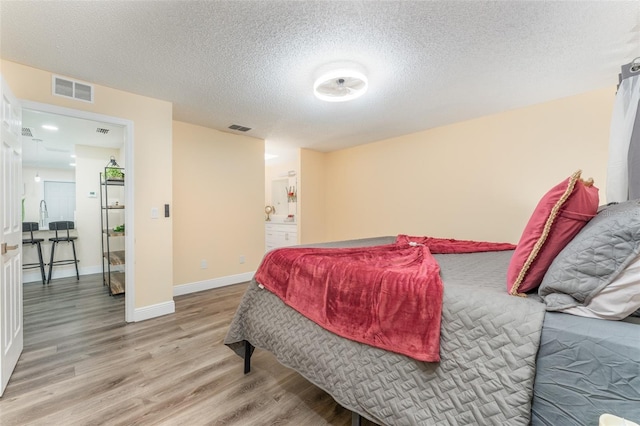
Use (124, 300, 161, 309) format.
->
(22, 100, 135, 322)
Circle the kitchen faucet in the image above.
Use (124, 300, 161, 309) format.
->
(39, 199, 48, 228)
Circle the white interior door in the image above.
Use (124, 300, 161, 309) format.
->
(0, 75, 23, 397)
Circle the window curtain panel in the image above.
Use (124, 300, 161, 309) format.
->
(607, 61, 640, 203)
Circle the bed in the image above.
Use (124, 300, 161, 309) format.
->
(224, 179, 640, 425)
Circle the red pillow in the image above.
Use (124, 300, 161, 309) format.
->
(507, 170, 599, 296)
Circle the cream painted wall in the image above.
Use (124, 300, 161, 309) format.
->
(322, 87, 615, 244)
(172, 121, 264, 286)
(4, 59, 615, 300)
(299, 149, 327, 244)
(2, 59, 173, 310)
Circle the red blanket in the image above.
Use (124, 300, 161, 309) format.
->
(254, 236, 516, 362)
(396, 234, 516, 253)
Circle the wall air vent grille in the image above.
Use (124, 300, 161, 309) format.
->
(22, 127, 33, 137)
(228, 124, 252, 132)
(52, 75, 94, 103)
(96, 127, 110, 134)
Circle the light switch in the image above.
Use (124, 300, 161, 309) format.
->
(151, 207, 159, 219)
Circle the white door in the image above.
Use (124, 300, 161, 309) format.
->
(0, 75, 23, 397)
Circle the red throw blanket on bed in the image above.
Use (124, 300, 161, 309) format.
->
(254, 235, 516, 362)
(396, 234, 516, 253)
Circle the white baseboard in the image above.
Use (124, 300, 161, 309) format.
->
(23, 265, 103, 283)
(173, 271, 255, 297)
(133, 300, 175, 322)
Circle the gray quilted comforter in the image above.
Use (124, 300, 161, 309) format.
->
(225, 237, 546, 425)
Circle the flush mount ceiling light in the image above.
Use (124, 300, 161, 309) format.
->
(313, 70, 368, 102)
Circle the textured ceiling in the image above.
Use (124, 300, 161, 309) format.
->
(1, 1, 639, 155)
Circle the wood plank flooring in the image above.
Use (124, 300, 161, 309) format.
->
(0, 275, 377, 425)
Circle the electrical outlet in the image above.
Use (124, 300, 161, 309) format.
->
(200, 259, 207, 269)
(239, 255, 245, 264)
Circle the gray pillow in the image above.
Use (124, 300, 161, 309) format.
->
(539, 200, 640, 312)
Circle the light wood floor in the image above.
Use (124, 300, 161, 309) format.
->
(0, 275, 377, 425)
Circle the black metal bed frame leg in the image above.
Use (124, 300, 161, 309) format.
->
(242, 341, 360, 424)
(244, 340, 253, 374)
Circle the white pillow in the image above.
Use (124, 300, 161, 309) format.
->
(561, 253, 640, 320)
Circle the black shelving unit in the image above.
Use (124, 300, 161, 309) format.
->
(100, 166, 125, 295)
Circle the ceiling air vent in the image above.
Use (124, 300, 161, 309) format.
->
(52, 75, 94, 103)
(228, 124, 252, 132)
(96, 127, 110, 134)
(22, 127, 33, 137)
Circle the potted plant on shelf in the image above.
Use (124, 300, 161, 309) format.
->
(105, 156, 124, 182)
(105, 167, 124, 182)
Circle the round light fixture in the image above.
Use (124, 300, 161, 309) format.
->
(313, 70, 368, 102)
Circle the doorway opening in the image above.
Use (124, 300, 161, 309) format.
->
(21, 100, 135, 322)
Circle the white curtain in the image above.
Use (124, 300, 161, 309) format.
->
(606, 70, 640, 203)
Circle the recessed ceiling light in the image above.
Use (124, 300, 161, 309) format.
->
(69, 162, 76, 167)
(265, 153, 278, 160)
(70, 154, 76, 158)
(42, 124, 58, 131)
(314, 70, 368, 102)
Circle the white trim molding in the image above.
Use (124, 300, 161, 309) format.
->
(173, 272, 255, 297)
(133, 300, 175, 322)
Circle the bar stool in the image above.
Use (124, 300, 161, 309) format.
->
(47, 221, 79, 284)
(22, 222, 46, 285)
